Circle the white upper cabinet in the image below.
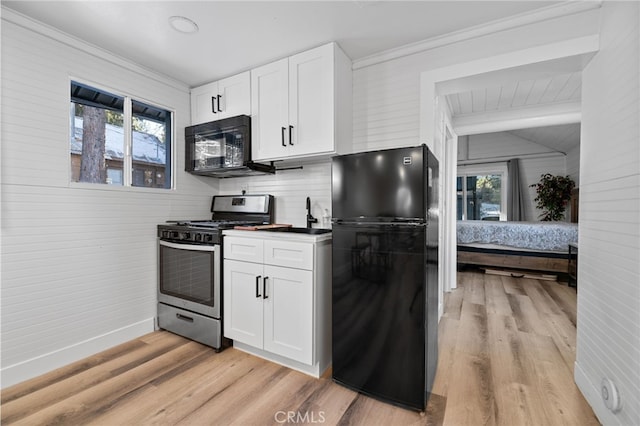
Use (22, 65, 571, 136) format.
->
(250, 59, 289, 160)
(251, 42, 352, 162)
(190, 71, 251, 125)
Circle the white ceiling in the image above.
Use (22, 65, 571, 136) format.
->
(509, 123, 581, 154)
(3, 0, 582, 152)
(445, 71, 582, 153)
(3, 1, 560, 87)
(446, 72, 582, 116)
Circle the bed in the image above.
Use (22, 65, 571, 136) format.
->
(456, 220, 578, 274)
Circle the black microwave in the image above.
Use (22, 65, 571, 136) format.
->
(185, 115, 275, 178)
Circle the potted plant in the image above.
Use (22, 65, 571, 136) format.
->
(530, 173, 575, 221)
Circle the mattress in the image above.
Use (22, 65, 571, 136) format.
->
(457, 220, 578, 252)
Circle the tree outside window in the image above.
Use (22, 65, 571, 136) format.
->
(457, 164, 508, 221)
(70, 81, 172, 189)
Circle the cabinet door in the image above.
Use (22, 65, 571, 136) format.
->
(217, 71, 250, 119)
(263, 265, 313, 365)
(190, 81, 219, 125)
(223, 259, 264, 348)
(288, 43, 334, 157)
(251, 58, 289, 161)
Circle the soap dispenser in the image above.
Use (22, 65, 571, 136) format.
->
(322, 209, 331, 228)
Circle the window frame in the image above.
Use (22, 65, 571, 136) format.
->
(457, 162, 508, 221)
(69, 78, 175, 191)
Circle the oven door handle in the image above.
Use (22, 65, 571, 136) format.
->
(159, 240, 217, 252)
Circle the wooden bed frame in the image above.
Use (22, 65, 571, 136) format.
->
(457, 244, 569, 274)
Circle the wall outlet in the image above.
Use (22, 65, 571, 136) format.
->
(601, 377, 622, 413)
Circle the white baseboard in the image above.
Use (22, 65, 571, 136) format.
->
(233, 341, 327, 379)
(1, 318, 155, 389)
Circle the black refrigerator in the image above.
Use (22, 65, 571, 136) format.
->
(331, 144, 439, 411)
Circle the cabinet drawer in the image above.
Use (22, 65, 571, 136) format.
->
(264, 240, 313, 270)
(158, 303, 221, 348)
(224, 237, 264, 263)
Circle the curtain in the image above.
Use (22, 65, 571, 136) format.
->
(507, 158, 525, 221)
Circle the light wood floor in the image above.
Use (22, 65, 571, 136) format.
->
(1, 271, 599, 426)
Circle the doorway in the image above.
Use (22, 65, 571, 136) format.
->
(419, 36, 598, 314)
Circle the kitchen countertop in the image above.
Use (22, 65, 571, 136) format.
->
(223, 228, 332, 243)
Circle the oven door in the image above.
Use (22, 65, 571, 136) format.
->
(158, 240, 220, 318)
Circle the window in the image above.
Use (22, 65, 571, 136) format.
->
(457, 164, 507, 221)
(70, 81, 172, 189)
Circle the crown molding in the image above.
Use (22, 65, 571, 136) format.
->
(1, 6, 190, 92)
(352, 1, 603, 70)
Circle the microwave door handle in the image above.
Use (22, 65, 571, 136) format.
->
(211, 96, 217, 114)
(217, 95, 222, 112)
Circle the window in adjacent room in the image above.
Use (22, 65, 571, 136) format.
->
(457, 163, 507, 221)
(70, 81, 173, 189)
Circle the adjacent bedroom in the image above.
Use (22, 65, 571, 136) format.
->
(448, 71, 581, 283)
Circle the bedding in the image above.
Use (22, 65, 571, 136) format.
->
(457, 220, 578, 252)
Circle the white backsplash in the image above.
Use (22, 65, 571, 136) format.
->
(218, 161, 332, 228)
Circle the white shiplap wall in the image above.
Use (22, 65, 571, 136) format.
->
(463, 131, 568, 221)
(575, 2, 640, 425)
(1, 15, 219, 387)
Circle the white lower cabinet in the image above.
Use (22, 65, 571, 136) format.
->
(223, 232, 331, 377)
(224, 260, 313, 364)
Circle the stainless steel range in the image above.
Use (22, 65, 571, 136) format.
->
(157, 194, 274, 350)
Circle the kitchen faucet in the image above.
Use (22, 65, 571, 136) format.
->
(306, 197, 318, 228)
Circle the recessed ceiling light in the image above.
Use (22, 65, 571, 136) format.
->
(169, 16, 199, 34)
